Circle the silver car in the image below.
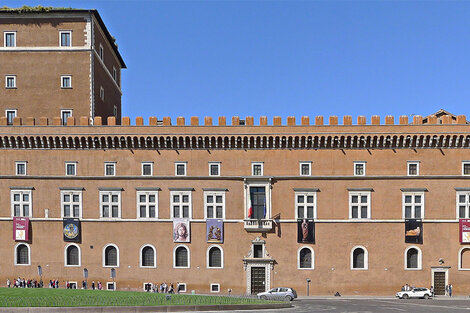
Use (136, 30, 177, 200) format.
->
(257, 287, 298, 301)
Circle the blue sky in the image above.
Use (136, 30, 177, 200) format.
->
(5, 1, 470, 123)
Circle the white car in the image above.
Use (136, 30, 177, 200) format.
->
(396, 287, 432, 299)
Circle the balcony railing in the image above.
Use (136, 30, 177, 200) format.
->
(244, 219, 273, 232)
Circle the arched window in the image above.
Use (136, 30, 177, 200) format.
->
(65, 244, 80, 266)
(140, 245, 156, 268)
(298, 247, 314, 269)
(207, 246, 223, 268)
(405, 247, 421, 270)
(15, 243, 30, 265)
(103, 244, 119, 267)
(459, 247, 470, 270)
(174, 245, 189, 268)
(351, 246, 368, 270)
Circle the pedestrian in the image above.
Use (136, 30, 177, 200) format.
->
(6, 279, 10, 288)
(91, 281, 95, 290)
(445, 284, 449, 296)
(449, 284, 453, 297)
(430, 285, 434, 297)
(177, 282, 180, 294)
(169, 283, 174, 294)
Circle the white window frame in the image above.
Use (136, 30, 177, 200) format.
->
(457, 191, 470, 219)
(59, 30, 72, 47)
(99, 191, 121, 219)
(61, 190, 82, 218)
(141, 162, 153, 176)
(14, 243, 31, 266)
(350, 245, 368, 270)
(402, 192, 425, 219)
(5, 109, 17, 125)
(206, 245, 224, 269)
(251, 162, 264, 176)
(463, 161, 470, 176)
(297, 246, 315, 270)
(139, 244, 157, 268)
(100, 86, 105, 101)
(61, 109, 73, 126)
(136, 190, 158, 219)
(348, 191, 371, 219)
(354, 161, 366, 176)
(11, 189, 32, 218)
(244, 181, 272, 219)
(65, 162, 77, 176)
(102, 243, 119, 268)
(61, 75, 72, 88)
(64, 243, 81, 267)
(407, 161, 420, 176)
(104, 162, 116, 176)
(173, 244, 190, 269)
(142, 282, 154, 291)
(177, 282, 187, 293)
(175, 162, 187, 176)
(210, 283, 220, 293)
(4, 31, 16, 47)
(204, 191, 225, 219)
(5, 75, 16, 88)
(106, 282, 116, 290)
(458, 247, 470, 270)
(295, 191, 317, 219)
(99, 43, 104, 60)
(170, 191, 192, 219)
(404, 246, 422, 270)
(15, 161, 27, 176)
(208, 162, 221, 176)
(299, 162, 312, 176)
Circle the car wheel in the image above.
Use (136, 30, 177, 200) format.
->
(260, 295, 267, 300)
(424, 294, 429, 299)
(403, 294, 409, 299)
(285, 295, 293, 301)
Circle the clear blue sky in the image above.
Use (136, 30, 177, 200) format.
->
(5, 0, 470, 123)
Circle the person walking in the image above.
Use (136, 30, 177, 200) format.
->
(91, 281, 95, 290)
(6, 279, 10, 288)
(445, 284, 449, 296)
(430, 285, 434, 297)
(449, 284, 453, 297)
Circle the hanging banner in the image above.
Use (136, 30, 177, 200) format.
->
(297, 219, 315, 243)
(460, 219, 470, 243)
(63, 218, 81, 243)
(13, 217, 29, 241)
(405, 219, 423, 244)
(173, 219, 190, 243)
(206, 219, 223, 243)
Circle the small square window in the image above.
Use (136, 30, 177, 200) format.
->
(299, 162, 312, 176)
(100, 86, 104, 101)
(65, 162, 77, 176)
(16, 161, 27, 176)
(105, 162, 116, 176)
(4, 32, 16, 47)
(407, 161, 420, 176)
(59, 31, 71, 47)
(5, 109, 17, 125)
(61, 110, 72, 126)
(175, 163, 187, 176)
(61, 76, 72, 88)
(354, 162, 366, 176)
(106, 282, 115, 290)
(142, 163, 153, 176)
(210, 283, 220, 293)
(463, 162, 470, 176)
(5, 75, 16, 88)
(252, 162, 263, 176)
(253, 244, 263, 258)
(209, 162, 220, 176)
(177, 283, 187, 293)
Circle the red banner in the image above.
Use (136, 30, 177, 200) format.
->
(460, 219, 470, 243)
(13, 217, 29, 241)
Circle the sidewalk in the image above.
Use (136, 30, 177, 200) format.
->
(297, 295, 470, 300)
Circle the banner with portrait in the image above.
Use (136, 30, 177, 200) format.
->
(297, 219, 315, 243)
(13, 217, 29, 241)
(63, 218, 81, 243)
(405, 219, 423, 244)
(206, 219, 223, 243)
(460, 219, 470, 243)
(173, 219, 190, 243)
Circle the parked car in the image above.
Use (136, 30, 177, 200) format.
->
(396, 287, 432, 299)
(257, 287, 298, 301)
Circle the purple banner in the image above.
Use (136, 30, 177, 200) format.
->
(206, 219, 223, 243)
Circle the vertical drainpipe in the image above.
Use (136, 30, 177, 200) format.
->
(89, 13, 95, 125)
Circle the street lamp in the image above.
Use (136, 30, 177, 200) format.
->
(83, 268, 88, 289)
(37, 265, 42, 287)
(306, 278, 311, 296)
(110, 268, 116, 291)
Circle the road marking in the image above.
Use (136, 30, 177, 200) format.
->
(377, 300, 470, 311)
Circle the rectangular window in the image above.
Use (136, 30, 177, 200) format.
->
(177, 283, 187, 293)
(65, 162, 77, 176)
(113, 105, 118, 117)
(61, 75, 72, 88)
(104, 162, 116, 176)
(253, 244, 263, 258)
(407, 161, 420, 176)
(403, 192, 424, 219)
(204, 191, 225, 219)
(299, 162, 312, 176)
(349, 192, 371, 219)
(100, 86, 104, 101)
(354, 162, 366, 176)
(99, 44, 104, 60)
(209, 162, 220, 176)
(252, 162, 263, 176)
(248, 186, 267, 219)
(4, 32, 16, 47)
(59, 31, 71, 47)
(137, 191, 158, 219)
(11, 190, 32, 217)
(175, 162, 187, 176)
(113, 67, 117, 81)
(61, 110, 72, 126)
(295, 192, 316, 219)
(100, 191, 121, 218)
(210, 283, 220, 293)
(458, 192, 470, 219)
(5, 109, 17, 125)
(5, 75, 16, 88)
(463, 162, 470, 176)
(106, 282, 115, 290)
(15, 161, 27, 176)
(171, 191, 192, 219)
(141, 162, 153, 176)
(61, 190, 82, 218)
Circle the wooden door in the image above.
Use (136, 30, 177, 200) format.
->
(434, 272, 446, 295)
(250, 267, 266, 294)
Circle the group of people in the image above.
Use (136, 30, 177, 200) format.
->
(445, 284, 453, 297)
(7, 278, 43, 288)
(90, 281, 103, 290)
(144, 282, 183, 294)
(48, 279, 60, 288)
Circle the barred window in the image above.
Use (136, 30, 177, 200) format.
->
(351, 247, 367, 269)
(66, 245, 79, 266)
(104, 245, 118, 267)
(141, 246, 155, 267)
(208, 246, 222, 268)
(298, 247, 313, 269)
(174, 246, 189, 268)
(406, 248, 418, 269)
(16, 244, 29, 265)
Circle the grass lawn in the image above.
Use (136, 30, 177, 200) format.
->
(0, 287, 274, 307)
